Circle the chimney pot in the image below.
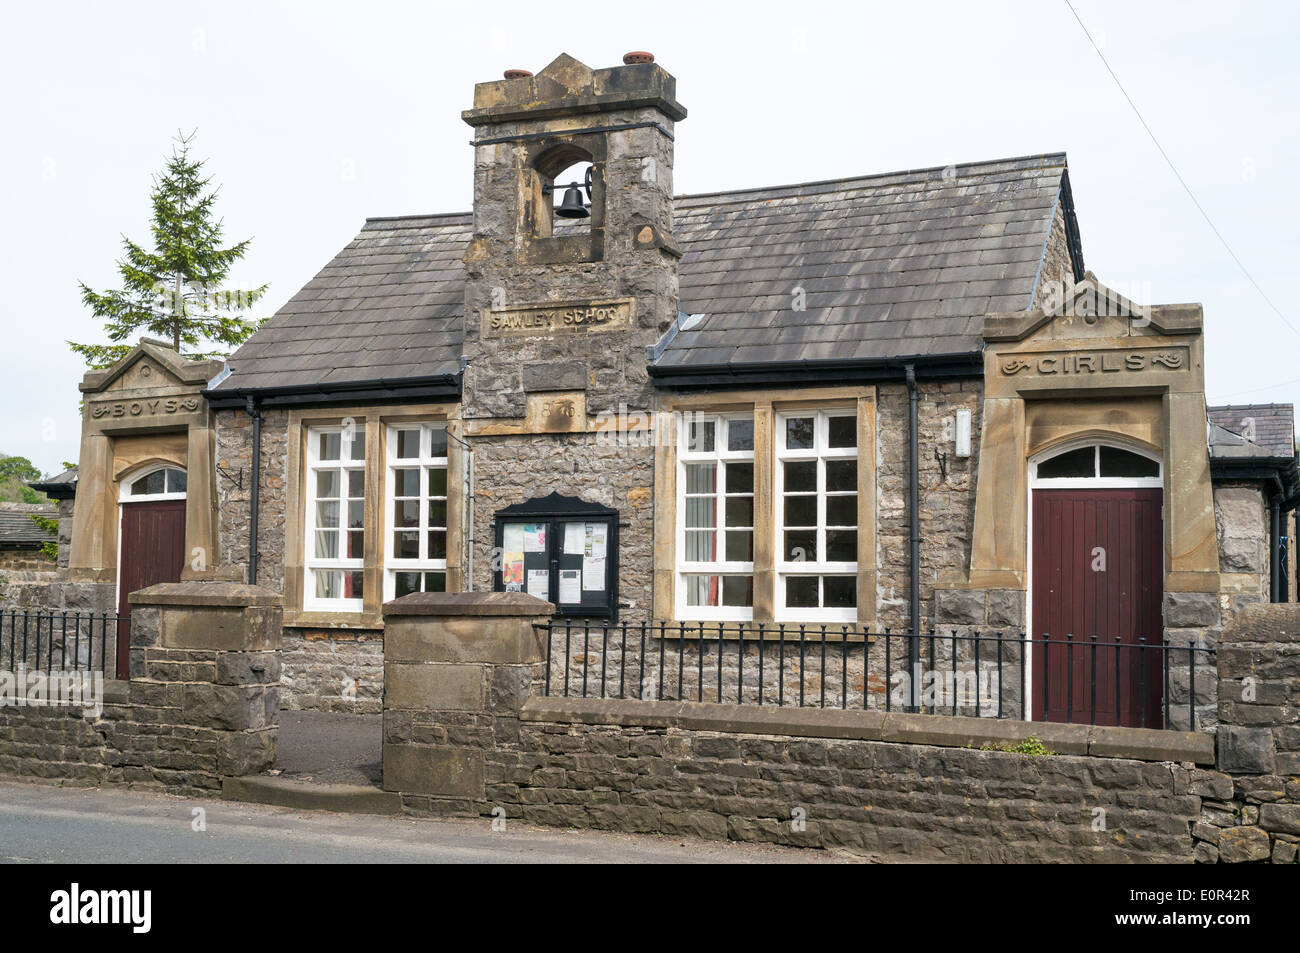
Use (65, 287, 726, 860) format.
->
(622, 51, 654, 65)
(503, 68, 533, 79)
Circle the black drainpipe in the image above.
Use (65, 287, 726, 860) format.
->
(905, 362, 920, 711)
(246, 395, 262, 585)
(1270, 475, 1282, 603)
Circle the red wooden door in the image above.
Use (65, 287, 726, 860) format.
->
(116, 500, 186, 678)
(1031, 488, 1163, 727)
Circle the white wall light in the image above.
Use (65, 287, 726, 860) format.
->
(955, 408, 972, 458)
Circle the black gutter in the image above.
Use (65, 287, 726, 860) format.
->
(1210, 457, 1300, 603)
(27, 480, 76, 501)
(905, 362, 921, 712)
(648, 352, 982, 391)
(246, 395, 262, 585)
(202, 373, 462, 410)
(1209, 457, 1299, 484)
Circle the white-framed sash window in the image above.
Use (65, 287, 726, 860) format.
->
(304, 425, 366, 611)
(384, 422, 449, 600)
(675, 413, 755, 620)
(774, 409, 858, 621)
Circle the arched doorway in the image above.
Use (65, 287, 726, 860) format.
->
(116, 465, 187, 678)
(1028, 441, 1164, 727)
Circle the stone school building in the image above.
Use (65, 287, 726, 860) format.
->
(45, 52, 1299, 718)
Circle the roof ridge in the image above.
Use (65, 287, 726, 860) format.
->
(363, 212, 474, 225)
(360, 152, 1069, 225)
(1209, 402, 1293, 411)
(673, 152, 1068, 206)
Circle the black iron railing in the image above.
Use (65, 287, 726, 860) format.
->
(536, 621, 1210, 731)
(0, 608, 120, 678)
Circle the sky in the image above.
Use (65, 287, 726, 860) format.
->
(2, 0, 1298, 475)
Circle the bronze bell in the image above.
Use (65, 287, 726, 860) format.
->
(554, 184, 590, 219)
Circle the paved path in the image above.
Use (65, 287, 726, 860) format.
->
(275, 710, 382, 786)
(0, 780, 845, 864)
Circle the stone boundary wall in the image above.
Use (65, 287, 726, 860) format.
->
(378, 591, 1300, 863)
(0, 582, 281, 795)
(505, 700, 1211, 861)
(1192, 603, 1300, 863)
(0, 552, 56, 572)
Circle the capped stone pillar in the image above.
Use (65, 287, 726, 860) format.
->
(127, 581, 282, 779)
(381, 592, 553, 810)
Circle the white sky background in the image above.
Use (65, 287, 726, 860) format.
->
(1, 0, 1298, 474)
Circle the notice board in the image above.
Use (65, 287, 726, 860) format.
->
(493, 492, 619, 620)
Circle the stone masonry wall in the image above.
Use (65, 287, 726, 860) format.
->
(469, 431, 654, 618)
(876, 379, 983, 632)
(214, 406, 289, 592)
(0, 585, 281, 795)
(1215, 482, 1270, 605)
(1192, 603, 1300, 863)
(1158, 482, 1273, 733)
(280, 629, 383, 714)
(1031, 201, 1072, 311)
(0, 551, 56, 572)
(488, 717, 1206, 861)
(380, 595, 1231, 862)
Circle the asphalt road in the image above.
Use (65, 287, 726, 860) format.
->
(0, 780, 843, 864)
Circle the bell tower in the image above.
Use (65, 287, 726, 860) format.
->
(460, 51, 687, 418)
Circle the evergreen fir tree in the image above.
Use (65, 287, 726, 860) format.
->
(70, 130, 267, 368)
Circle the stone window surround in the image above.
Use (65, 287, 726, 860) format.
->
(283, 401, 462, 631)
(654, 385, 878, 629)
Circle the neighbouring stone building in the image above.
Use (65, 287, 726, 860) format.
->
(36, 52, 1299, 721)
(0, 503, 57, 572)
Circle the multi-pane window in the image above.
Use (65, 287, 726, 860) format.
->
(676, 414, 755, 619)
(775, 410, 858, 620)
(386, 422, 449, 599)
(305, 425, 366, 611)
(126, 466, 186, 498)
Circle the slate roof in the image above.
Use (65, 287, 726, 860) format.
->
(214, 213, 472, 392)
(659, 154, 1071, 370)
(1207, 404, 1296, 459)
(214, 154, 1074, 393)
(28, 466, 77, 500)
(0, 507, 57, 549)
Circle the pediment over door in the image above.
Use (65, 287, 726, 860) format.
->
(80, 339, 225, 397)
(981, 274, 1205, 399)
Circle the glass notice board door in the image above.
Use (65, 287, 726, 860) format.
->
(493, 493, 619, 620)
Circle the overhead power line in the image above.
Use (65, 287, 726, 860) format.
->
(1063, 0, 1300, 341)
